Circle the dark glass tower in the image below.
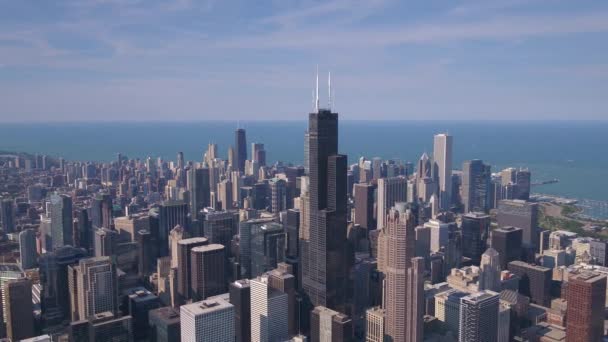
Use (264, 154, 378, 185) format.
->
(235, 128, 247, 173)
(301, 108, 352, 316)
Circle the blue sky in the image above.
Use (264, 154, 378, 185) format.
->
(1, 0, 607, 122)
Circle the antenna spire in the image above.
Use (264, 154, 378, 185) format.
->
(328, 71, 332, 110)
(315, 65, 319, 112)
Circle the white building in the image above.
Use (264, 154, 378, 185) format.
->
(250, 275, 289, 342)
(425, 219, 449, 253)
(180, 298, 235, 342)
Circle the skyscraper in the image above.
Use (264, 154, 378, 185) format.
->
(376, 176, 408, 230)
(250, 275, 289, 342)
(190, 244, 226, 301)
(69, 256, 118, 321)
(479, 248, 501, 292)
(0, 198, 15, 233)
(462, 159, 491, 213)
(4, 278, 35, 341)
(50, 193, 74, 249)
(187, 167, 210, 218)
(158, 201, 190, 256)
(406, 257, 424, 342)
(491, 226, 523, 269)
(433, 133, 453, 210)
(301, 107, 352, 314)
(566, 271, 606, 342)
(378, 206, 415, 342)
(310, 306, 353, 342)
(181, 298, 235, 342)
(459, 291, 499, 342)
(235, 128, 247, 173)
(461, 212, 490, 263)
(149, 306, 181, 342)
(497, 199, 539, 250)
(230, 279, 251, 342)
(19, 229, 37, 270)
(177, 237, 209, 303)
(354, 183, 375, 230)
(507, 261, 551, 306)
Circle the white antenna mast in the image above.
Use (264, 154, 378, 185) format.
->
(328, 71, 332, 110)
(315, 65, 319, 112)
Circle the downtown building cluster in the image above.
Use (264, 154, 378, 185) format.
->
(0, 98, 608, 341)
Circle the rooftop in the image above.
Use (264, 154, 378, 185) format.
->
(181, 298, 233, 316)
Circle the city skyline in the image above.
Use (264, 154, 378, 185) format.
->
(1, 0, 608, 122)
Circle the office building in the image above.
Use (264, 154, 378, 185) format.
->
(181, 298, 234, 342)
(497, 200, 539, 250)
(378, 206, 415, 342)
(425, 219, 449, 253)
(365, 307, 384, 342)
(406, 257, 424, 342)
(479, 248, 501, 292)
(376, 176, 407, 230)
(462, 160, 491, 213)
(507, 261, 551, 306)
(4, 278, 35, 341)
(39, 246, 86, 325)
(433, 133, 453, 210)
(491, 226, 523, 269)
(235, 128, 247, 173)
(50, 193, 74, 249)
(190, 244, 226, 301)
(19, 229, 38, 270)
(158, 201, 189, 256)
(0, 198, 15, 233)
(566, 272, 606, 342)
(187, 167, 211, 218)
(310, 306, 353, 342)
(203, 210, 238, 251)
(94, 227, 118, 257)
(269, 178, 288, 213)
(589, 240, 608, 266)
(267, 263, 298, 336)
(71, 311, 132, 342)
(169, 225, 185, 268)
(354, 183, 375, 230)
(230, 280, 251, 342)
(459, 291, 499, 342)
(177, 237, 209, 302)
(69, 256, 118, 321)
(250, 275, 289, 342)
(125, 287, 160, 341)
(149, 306, 181, 342)
(461, 212, 490, 263)
(301, 106, 352, 314)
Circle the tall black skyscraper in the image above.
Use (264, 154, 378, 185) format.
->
(235, 128, 247, 173)
(301, 105, 352, 316)
(462, 159, 491, 213)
